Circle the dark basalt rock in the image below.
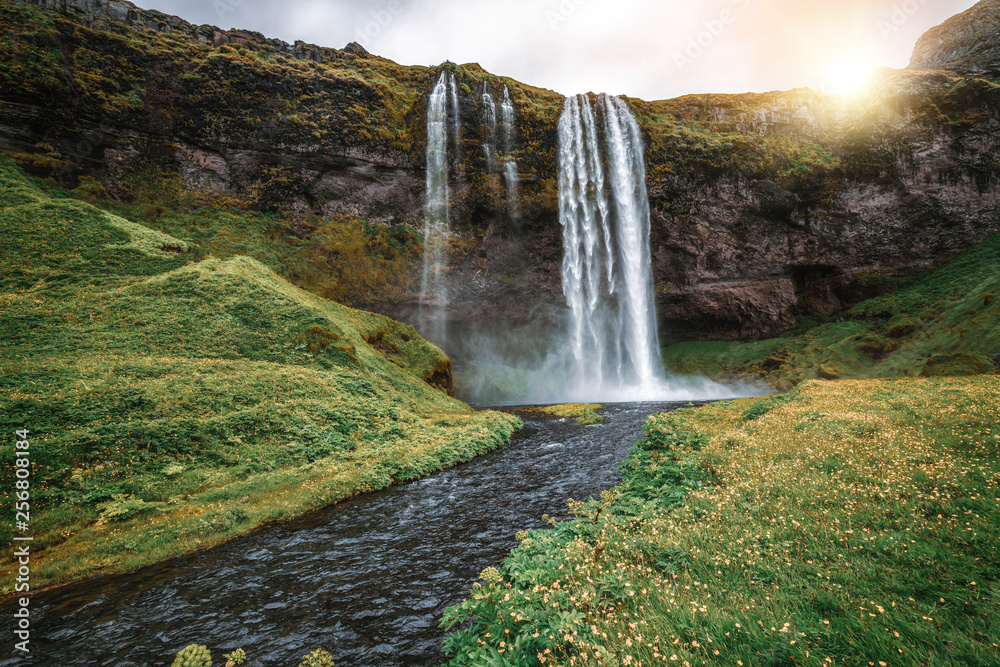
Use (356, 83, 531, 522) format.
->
(752, 181, 799, 220)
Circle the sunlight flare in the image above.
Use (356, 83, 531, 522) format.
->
(825, 56, 876, 94)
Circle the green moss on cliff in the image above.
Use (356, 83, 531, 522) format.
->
(298, 213, 421, 307)
(631, 89, 841, 186)
(27, 166, 423, 311)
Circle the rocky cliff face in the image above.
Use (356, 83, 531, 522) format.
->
(2, 0, 999, 350)
(910, 0, 1000, 73)
(642, 72, 1000, 339)
(1, 0, 428, 225)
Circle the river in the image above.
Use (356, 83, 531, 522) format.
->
(2, 402, 692, 666)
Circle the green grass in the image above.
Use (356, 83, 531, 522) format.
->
(527, 404, 604, 419)
(575, 408, 604, 426)
(53, 171, 424, 312)
(664, 232, 1000, 389)
(519, 404, 606, 425)
(442, 377, 1000, 666)
(0, 157, 520, 594)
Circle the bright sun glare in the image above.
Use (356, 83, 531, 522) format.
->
(826, 57, 875, 94)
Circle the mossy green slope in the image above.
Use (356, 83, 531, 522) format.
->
(0, 157, 519, 594)
(664, 232, 1000, 389)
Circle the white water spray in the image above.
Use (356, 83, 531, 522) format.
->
(449, 73, 461, 163)
(452, 91, 759, 404)
(503, 160, 518, 216)
(482, 84, 498, 173)
(500, 85, 515, 155)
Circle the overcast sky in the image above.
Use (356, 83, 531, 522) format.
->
(138, 0, 979, 99)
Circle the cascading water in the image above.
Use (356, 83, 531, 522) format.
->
(449, 73, 461, 163)
(556, 93, 664, 397)
(442, 87, 754, 404)
(419, 72, 455, 346)
(503, 161, 518, 216)
(500, 86, 515, 154)
(482, 146, 496, 174)
(432, 87, 748, 404)
(500, 86, 518, 217)
(481, 84, 497, 173)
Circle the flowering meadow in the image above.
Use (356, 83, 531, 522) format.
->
(444, 377, 1000, 666)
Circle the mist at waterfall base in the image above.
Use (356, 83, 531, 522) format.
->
(449, 318, 763, 405)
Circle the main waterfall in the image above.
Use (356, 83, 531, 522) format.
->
(556, 93, 665, 396)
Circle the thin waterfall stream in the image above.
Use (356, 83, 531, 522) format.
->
(500, 85, 518, 217)
(481, 82, 497, 173)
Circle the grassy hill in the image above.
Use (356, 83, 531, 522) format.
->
(0, 157, 519, 594)
(663, 231, 1000, 390)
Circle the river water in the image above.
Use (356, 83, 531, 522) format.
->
(3, 402, 691, 666)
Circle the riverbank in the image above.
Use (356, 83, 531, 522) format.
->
(443, 376, 1000, 665)
(0, 157, 520, 596)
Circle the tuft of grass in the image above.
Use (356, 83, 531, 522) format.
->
(0, 157, 520, 594)
(528, 404, 605, 419)
(575, 408, 603, 425)
(514, 404, 606, 425)
(442, 377, 1000, 666)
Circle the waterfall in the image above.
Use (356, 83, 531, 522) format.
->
(500, 85, 518, 218)
(440, 85, 748, 404)
(449, 73, 461, 164)
(419, 72, 454, 346)
(556, 93, 665, 396)
(481, 84, 497, 173)
(500, 86, 514, 155)
(503, 161, 518, 217)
